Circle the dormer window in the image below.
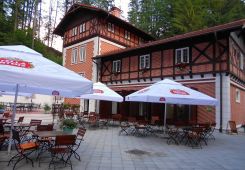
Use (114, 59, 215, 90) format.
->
(175, 47, 189, 64)
(125, 30, 130, 40)
(108, 22, 114, 33)
(71, 27, 77, 36)
(79, 23, 86, 33)
(140, 54, 150, 69)
(112, 60, 121, 73)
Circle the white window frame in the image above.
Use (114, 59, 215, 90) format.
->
(71, 27, 77, 36)
(236, 89, 240, 103)
(175, 47, 189, 64)
(125, 30, 130, 40)
(71, 48, 78, 64)
(112, 60, 121, 73)
(108, 22, 114, 33)
(140, 54, 150, 70)
(239, 52, 244, 70)
(79, 23, 86, 33)
(84, 99, 89, 112)
(79, 46, 86, 62)
(79, 72, 85, 77)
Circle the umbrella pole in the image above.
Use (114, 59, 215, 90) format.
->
(164, 103, 167, 134)
(8, 84, 19, 154)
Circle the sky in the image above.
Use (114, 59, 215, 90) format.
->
(49, 0, 130, 51)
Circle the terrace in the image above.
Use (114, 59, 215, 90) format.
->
(0, 126, 244, 170)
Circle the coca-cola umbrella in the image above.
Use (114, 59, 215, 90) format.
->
(125, 79, 218, 131)
(0, 45, 93, 152)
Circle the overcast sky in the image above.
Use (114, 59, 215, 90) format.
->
(46, 0, 130, 51)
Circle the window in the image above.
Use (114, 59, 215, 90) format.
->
(79, 72, 85, 77)
(71, 48, 78, 64)
(108, 22, 114, 33)
(239, 52, 244, 70)
(112, 60, 121, 73)
(140, 54, 150, 69)
(175, 47, 189, 64)
(236, 89, 240, 103)
(71, 27, 77, 36)
(79, 23, 86, 33)
(125, 30, 130, 40)
(79, 46, 86, 62)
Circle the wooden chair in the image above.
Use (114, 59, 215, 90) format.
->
(3, 112, 11, 119)
(227, 121, 238, 134)
(88, 115, 98, 128)
(49, 135, 76, 170)
(72, 127, 86, 160)
(8, 129, 39, 170)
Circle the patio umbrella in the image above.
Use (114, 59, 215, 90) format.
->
(0, 45, 93, 152)
(125, 79, 218, 130)
(79, 82, 123, 102)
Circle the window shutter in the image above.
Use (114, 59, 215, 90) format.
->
(176, 50, 181, 63)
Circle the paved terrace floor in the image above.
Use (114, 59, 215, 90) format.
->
(0, 127, 245, 170)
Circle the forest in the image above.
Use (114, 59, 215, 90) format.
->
(0, 0, 245, 65)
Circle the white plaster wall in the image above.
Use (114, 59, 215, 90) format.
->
(0, 94, 54, 108)
(215, 73, 231, 130)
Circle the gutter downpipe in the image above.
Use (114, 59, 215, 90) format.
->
(215, 31, 223, 133)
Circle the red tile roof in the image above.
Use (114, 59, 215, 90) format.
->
(96, 19, 245, 58)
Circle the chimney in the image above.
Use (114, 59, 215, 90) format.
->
(109, 6, 122, 18)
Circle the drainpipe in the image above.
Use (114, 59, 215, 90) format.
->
(219, 72, 223, 132)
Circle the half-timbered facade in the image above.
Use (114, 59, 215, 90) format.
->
(54, 4, 154, 111)
(96, 19, 245, 131)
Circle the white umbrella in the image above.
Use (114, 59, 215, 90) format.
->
(80, 82, 123, 102)
(0, 45, 93, 152)
(126, 79, 218, 130)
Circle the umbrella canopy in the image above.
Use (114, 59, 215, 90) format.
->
(126, 79, 217, 106)
(0, 45, 92, 97)
(0, 91, 32, 97)
(0, 45, 93, 153)
(80, 82, 123, 102)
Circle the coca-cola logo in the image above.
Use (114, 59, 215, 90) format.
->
(170, 89, 189, 95)
(94, 89, 104, 94)
(159, 97, 165, 101)
(52, 90, 60, 96)
(138, 88, 149, 94)
(0, 57, 34, 69)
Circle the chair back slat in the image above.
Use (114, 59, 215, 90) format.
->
(77, 127, 86, 138)
(17, 116, 24, 123)
(30, 119, 42, 126)
(55, 135, 76, 146)
(37, 124, 53, 131)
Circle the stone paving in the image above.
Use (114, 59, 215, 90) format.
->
(0, 127, 245, 170)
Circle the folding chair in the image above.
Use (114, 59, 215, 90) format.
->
(72, 127, 86, 161)
(8, 129, 39, 170)
(36, 124, 54, 166)
(49, 135, 76, 170)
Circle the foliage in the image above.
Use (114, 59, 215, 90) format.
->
(61, 118, 78, 129)
(128, 0, 245, 39)
(75, 0, 115, 10)
(0, 104, 4, 110)
(44, 104, 51, 112)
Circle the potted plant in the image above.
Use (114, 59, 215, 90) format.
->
(0, 104, 5, 114)
(61, 118, 78, 133)
(43, 104, 51, 113)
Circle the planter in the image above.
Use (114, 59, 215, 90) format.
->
(63, 127, 74, 133)
(0, 109, 4, 114)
